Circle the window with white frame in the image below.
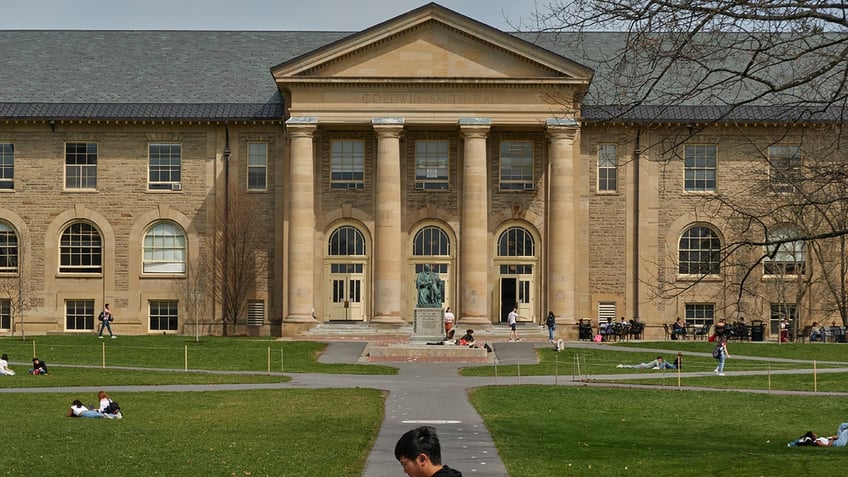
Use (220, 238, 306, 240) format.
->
(149, 300, 179, 331)
(65, 142, 97, 189)
(678, 225, 721, 276)
(769, 145, 801, 193)
(330, 140, 364, 190)
(59, 222, 102, 274)
(65, 299, 94, 330)
(148, 143, 182, 191)
(0, 299, 10, 329)
(143, 221, 186, 273)
(770, 302, 798, 334)
(499, 141, 534, 190)
(247, 142, 268, 191)
(0, 221, 18, 273)
(684, 144, 716, 192)
(685, 303, 715, 326)
(764, 226, 805, 276)
(598, 302, 616, 324)
(597, 144, 618, 192)
(414, 140, 449, 190)
(0, 143, 13, 190)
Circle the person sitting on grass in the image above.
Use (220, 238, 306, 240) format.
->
(0, 353, 16, 375)
(28, 357, 48, 375)
(616, 356, 677, 370)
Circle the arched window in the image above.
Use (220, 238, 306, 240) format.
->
(497, 226, 535, 257)
(678, 225, 721, 275)
(60, 222, 102, 274)
(143, 221, 186, 273)
(0, 221, 18, 273)
(413, 226, 450, 256)
(764, 226, 805, 275)
(328, 226, 365, 256)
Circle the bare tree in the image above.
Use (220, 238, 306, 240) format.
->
(0, 246, 37, 340)
(213, 193, 269, 336)
(174, 237, 214, 342)
(526, 1, 848, 325)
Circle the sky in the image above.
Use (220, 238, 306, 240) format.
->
(0, 0, 548, 31)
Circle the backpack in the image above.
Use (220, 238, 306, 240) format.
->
(98, 311, 105, 322)
(712, 344, 723, 359)
(103, 400, 121, 415)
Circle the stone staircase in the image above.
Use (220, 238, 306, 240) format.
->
(300, 321, 550, 343)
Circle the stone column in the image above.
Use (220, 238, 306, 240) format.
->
(285, 117, 317, 323)
(459, 118, 492, 324)
(372, 118, 404, 324)
(546, 120, 580, 321)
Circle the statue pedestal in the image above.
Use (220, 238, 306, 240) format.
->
(411, 308, 444, 343)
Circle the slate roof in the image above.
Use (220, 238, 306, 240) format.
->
(0, 29, 844, 123)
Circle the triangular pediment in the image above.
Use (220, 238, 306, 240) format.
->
(272, 3, 592, 84)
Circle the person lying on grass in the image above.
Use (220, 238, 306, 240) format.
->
(616, 356, 676, 370)
(788, 424, 848, 447)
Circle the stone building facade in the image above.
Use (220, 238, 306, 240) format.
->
(0, 4, 841, 338)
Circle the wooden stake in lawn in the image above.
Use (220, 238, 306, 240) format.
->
(102, 342, 106, 368)
(184, 345, 188, 372)
(280, 347, 284, 373)
(32, 340, 36, 359)
(814, 360, 817, 392)
(267, 346, 270, 375)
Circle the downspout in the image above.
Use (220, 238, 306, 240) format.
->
(221, 124, 231, 335)
(632, 130, 641, 322)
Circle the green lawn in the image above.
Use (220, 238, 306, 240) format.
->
(0, 389, 385, 477)
(469, 385, 847, 476)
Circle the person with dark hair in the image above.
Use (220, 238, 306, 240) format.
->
(788, 423, 848, 447)
(98, 303, 116, 339)
(395, 426, 462, 476)
(544, 311, 557, 342)
(0, 353, 15, 375)
(28, 357, 47, 375)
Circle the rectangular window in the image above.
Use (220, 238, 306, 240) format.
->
(414, 140, 449, 190)
(769, 145, 801, 193)
(65, 299, 95, 331)
(247, 142, 268, 191)
(330, 140, 364, 190)
(65, 142, 97, 189)
(597, 144, 618, 192)
(247, 300, 265, 326)
(685, 303, 715, 327)
(684, 145, 716, 192)
(149, 300, 179, 331)
(770, 302, 798, 334)
(0, 143, 13, 190)
(148, 143, 182, 191)
(499, 141, 534, 190)
(0, 299, 10, 329)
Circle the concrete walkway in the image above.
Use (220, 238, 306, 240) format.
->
(6, 340, 848, 477)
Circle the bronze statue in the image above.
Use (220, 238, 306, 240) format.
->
(416, 264, 444, 307)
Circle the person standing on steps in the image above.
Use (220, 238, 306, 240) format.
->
(508, 305, 520, 342)
(98, 303, 116, 339)
(545, 311, 557, 342)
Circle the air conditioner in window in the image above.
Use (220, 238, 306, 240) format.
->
(347, 183, 358, 189)
(523, 182, 535, 190)
(170, 183, 182, 191)
(414, 182, 425, 190)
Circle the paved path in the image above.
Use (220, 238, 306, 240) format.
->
(6, 341, 848, 477)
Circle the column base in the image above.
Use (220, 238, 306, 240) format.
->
(459, 316, 492, 325)
(370, 314, 405, 325)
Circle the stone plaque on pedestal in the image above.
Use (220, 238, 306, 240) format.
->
(412, 308, 444, 343)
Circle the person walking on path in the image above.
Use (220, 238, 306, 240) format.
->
(98, 303, 116, 339)
(544, 311, 557, 343)
(508, 305, 520, 342)
(713, 336, 730, 376)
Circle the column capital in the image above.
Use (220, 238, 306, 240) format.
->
(459, 118, 491, 139)
(372, 117, 405, 138)
(286, 117, 317, 137)
(546, 118, 579, 141)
